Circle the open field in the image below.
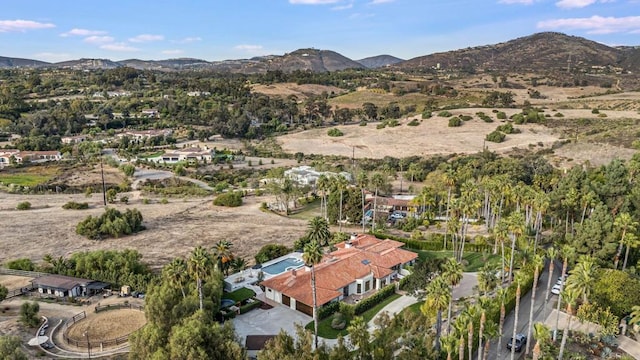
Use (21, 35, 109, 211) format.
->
(0, 192, 307, 269)
(66, 308, 146, 343)
(252, 83, 347, 99)
(0, 275, 33, 290)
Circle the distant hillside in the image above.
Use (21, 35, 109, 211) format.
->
(265, 48, 365, 72)
(397, 32, 638, 74)
(0, 56, 49, 68)
(357, 55, 404, 69)
(54, 58, 121, 70)
(119, 58, 214, 71)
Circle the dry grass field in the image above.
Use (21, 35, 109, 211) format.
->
(252, 83, 347, 99)
(0, 275, 33, 290)
(66, 309, 146, 344)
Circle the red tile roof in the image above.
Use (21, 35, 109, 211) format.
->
(262, 234, 417, 307)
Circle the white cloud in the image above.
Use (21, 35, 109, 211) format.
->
(555, 0, 615, 8)
(332, 3, 353, 10)
(60, 28, 106, 37)
(128, 34, 164, 43)
(349, 13, 375, 19)
(538, 15, 640, 34)
(0, 19, 55, 32)
(289, 0, 341, 4)
(174, 36, 202, 43)
(162, 49, 184, 55)
(83, 36, 114, 44)
(234, 44, 264, 51)
(370, 0, 395, 4)
(33, 52, 71, 62)
(100, 42, 139, 52)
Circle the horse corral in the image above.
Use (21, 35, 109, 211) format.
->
(63, 305, 146, 349)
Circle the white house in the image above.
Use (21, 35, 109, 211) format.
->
(284, 166, 352, 187)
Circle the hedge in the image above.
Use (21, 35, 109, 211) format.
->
(318, 301, 340, 320)
(370, 231, 492, 253)
(239, 299, 262, 314)
(354, 284, 396, 315)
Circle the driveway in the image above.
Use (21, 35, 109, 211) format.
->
(233, 304, 312, 346)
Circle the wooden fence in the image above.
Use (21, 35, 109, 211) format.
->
(95, 303, 144, 313)
(63, 305, 144, 349)
(0, 268, 47, 278)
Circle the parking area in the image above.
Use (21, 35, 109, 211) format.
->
(232, 303, 312, 346)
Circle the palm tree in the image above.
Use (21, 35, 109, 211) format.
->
(506, 211, 525, 285)
(442, 169, 456, 251)
(493, 218, 509, 284)
(622, 232, 639, 270)
(481, 320, 499, 360)
(316, 174, 331, 221)
(303, 240, 323, 349)
(477, 311, 486, 360)
(423, 275, 451, 354)
(532, 322, 551, 360)
(496, 287, 507, 359)
(230, 257, 247, 274)
(212, 240, 234, 276)
(553, 245, 575, 342)
(477, 264, 498, 296)
(163, 258, 188, 298)
(509, 278, 522, 360)
(442, 258, 463, 335)
(334, 175, 349, 232)
(370, 172, 385, 232)
(441, 334, 458, 360)
(630, 305, 640, 328)
(467, 321, 474, 360)
(188, 246, 211, 311)
(458, 335, 465, 360)
(565, 255, 598, 305)
(613, 212, 638, 269)
(307, 216, 331, 246)
(543, 247, 558, 318)
(558, 288, 579, 360)
(355, 171, 368, 232)
(525, 255, 544, 356)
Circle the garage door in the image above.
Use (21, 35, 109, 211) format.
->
(296, 301, 313, 316)
(282, 294, 290, 306)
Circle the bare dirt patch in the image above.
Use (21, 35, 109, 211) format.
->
(0, 192, 308, 269)
(252, 83, 346, 99)
(278, 113, 559, 159)
(66, 308, 146, 343)
(550, 141, 637, 169)
(0, 275, 33, 290)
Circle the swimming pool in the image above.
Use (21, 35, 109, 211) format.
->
(220, 299, 236, 308)
(262, 257, 304, 275)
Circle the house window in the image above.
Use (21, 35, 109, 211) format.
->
(365, 281, 370, 292)
(343, 286, 349, 297)
(357, 283, 362, 294)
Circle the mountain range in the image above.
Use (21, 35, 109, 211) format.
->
(1, 32, 639, 74)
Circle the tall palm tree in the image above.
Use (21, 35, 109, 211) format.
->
(494, 219, 509, 284)
(442, 169, 456, 251)
(441, 334, 457, 360)
(509, 279, 522, 360)
(303, 240, 323, 349)
(423, 275, 451, 354)
(163, 258, 188, 298)
(467, 321, 474, 360)
(565, 255, 598, 305)
(496, 287, 507, 359)
(477, 311, 486, 360)
(188, 246, 211, 311)
(307, 216, 331, 246)
(525, 255, 544, 356)
(458, 180, 481, 261)
(477, 264, 498, 296)
(355, 171, 368, 232)
(622, 232, 639, 270)
(458, 335, 465, 360)
(230, 257, 247, 274)
(553, 245, 575, 342)
(316, 174, 331, 221)
(442, 258, 463, 335)
(482, 320, 499, 360)
(558, 288, 579, 360)
(370, 172, 386, 232)
(543, 247, 558, 318)
(613, 212, 638, 269)
(212, 240, 234, 276)
(630, 305, 640, 328)
(334, 175, 349, 232)
(506, 211, 525, 285)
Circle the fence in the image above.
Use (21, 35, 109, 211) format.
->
(0, 267, 47, 278)
(62, 304, 144, 350)
(95, 303, 144, 313)
(5, 285, 35, 299)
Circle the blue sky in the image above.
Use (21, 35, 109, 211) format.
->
(1, 0, 639, 63)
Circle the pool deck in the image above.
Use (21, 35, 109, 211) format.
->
(224, 252, 304, 292)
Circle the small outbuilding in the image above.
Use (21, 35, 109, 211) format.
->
(31, 274, 108, 298)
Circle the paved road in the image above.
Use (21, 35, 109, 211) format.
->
(132, 168, 214, 191)
(484, 260, 561, 360)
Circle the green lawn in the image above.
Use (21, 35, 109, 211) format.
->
(416, 250, 499, 272)
(0, 173, 54, 187)
(288, 198, 321, 221)
(306, 293, 402, 339)
(222, 287, 256, 303)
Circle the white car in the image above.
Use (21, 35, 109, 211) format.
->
(551, 284, 562, 295)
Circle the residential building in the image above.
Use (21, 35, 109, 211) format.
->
(61, 135, 87, 144)
(159, 146, 213, 163)
(284, 166, 352, 187)
(261, 234, 417, 316)
(0, 149, 62, 166)
(117, 129, 173, 140)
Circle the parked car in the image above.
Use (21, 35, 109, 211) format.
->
(38, 328, 46, 336)
(42, 342, 54, 349)
(507, 334, 527, 352)
(389, 211, 406, 220)
(551, 284, 562, 295)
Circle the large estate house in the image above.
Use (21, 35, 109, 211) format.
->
(0, 149, 62, 167)
(261, 234, 417, 316)
(284, 166, 352, 187)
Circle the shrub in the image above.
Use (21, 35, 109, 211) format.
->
(485, 131, 506, 143)
(62, 201, 89, 210)
(331, 313, 346, 330)
(16, 201, 31, 210)
(5, 258, 35, 271)
(20, 301, 40, 328)
(438, 111, 453, 117)
(318, 301, 340, 320)
(255, 244, 291, 264)
(327, 128, 344, 137)
(160, 198, 169, 204)
(359, 120, 367, 126)
(120, 196, 129, 204)
(120, 164, 136, 177)
(448, 117, 462, 127)
(213, 192, 243, 207)
(407, 119, 420, 126)
(76, 207, 144, 240)
(421, 111, 432, 119)
(591, 108, 600, 114)
(554, 112, 564, 117)
(239, 300, 262, 314)
(496, 123, 518, 134)
(354, 284, 396, 315)
(459, 115, 473, 121)
(496, 111, 507, 119)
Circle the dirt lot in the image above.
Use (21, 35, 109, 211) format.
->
(252, 83, 346, 99)
(0, 192, 308, 269)
(66, 308, 146, 343)
(0, 275, 33, 290)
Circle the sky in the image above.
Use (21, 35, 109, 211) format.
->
(1, 0, 639, 63)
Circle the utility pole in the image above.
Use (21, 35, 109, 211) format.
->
(100, 154, 107, 207)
